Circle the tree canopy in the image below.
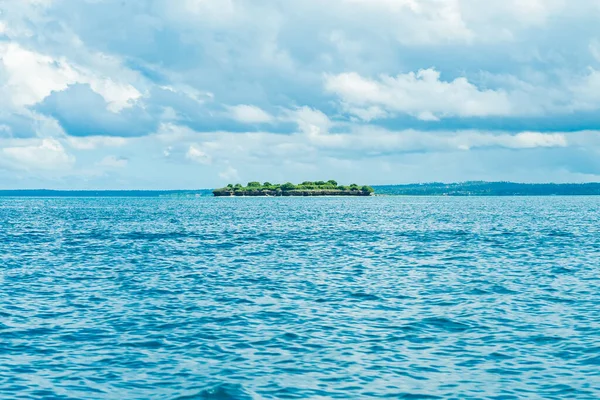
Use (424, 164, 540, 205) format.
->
(213, 180, 375, 196)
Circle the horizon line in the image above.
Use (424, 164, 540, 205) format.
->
(3, 181, 600, 192)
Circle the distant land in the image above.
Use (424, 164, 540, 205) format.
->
(374, 182, 600, 196)
(2, 182, 600, 197)
(0, 189, 214, 197)
(213, 181, 374, 196)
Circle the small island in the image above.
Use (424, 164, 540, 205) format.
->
(213, 180, 375, 196)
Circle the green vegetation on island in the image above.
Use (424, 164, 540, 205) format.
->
(213, 180, 375, 196)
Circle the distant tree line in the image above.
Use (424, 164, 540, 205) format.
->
(214, 180, 375, 196)
(0, 189, 215, 197)
(373, 182, 600, 196)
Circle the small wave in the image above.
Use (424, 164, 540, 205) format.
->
(173, 383, 254, 400)
(397, 393, 443, 399)
(580, 355, 600, 365)
(348, 291, 381, 301)
(545, 230, 575, 237)
(530, 335, 565, 344)
(420, 317, 474, 333)
(488, 352, 514, 360)
(551, 266, 574, 274)
(489, 284, 519, 295)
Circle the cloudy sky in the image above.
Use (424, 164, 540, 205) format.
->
(2, 0, 600, 189)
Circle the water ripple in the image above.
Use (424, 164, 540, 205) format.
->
(1, 196, 599, 399)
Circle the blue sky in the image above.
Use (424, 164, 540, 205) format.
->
(2, 0, 600, 189)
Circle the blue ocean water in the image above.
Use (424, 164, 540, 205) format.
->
(1, 196, 599, 399)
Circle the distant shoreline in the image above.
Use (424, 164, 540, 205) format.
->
(374, 182, 600, 196)
(2, 182, 600, 197)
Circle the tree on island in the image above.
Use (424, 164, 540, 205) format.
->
(213, 180, 375, 196)
(362, 185, 374, 193)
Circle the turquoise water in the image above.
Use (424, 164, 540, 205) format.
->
(1, 197, 599, 399)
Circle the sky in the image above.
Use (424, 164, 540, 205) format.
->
(2, 0, 600, 189)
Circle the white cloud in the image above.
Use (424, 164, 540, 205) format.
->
(162, 0, 237, 26)
(305, 126, 568, 154)
(185, 144, 212, 164)
(87, 79, 141, 113)
(1, 123, 587, 188)
(0, 138, 75, 170)
(219, 165, 240, 181)
(98, 155, 128, 168)
(508, 0, 563, 25)
(0, 43, 80, 107)
(0, 43, 140, 111)
(449, 131, 567, 151)
(151, 123, 571, 167)
(66, 136, 129, 150)
(228, 104, 273, 124)
(461, 0, 567, 32)
(342, 0, 473, 45)
(154, 123, 198, 144)
(505, 131, 568, 149)
(290, 107, 332, 135)
(325, 69, 512, 120)
(570, 68, 600, 109)
(326, 67, 600, 121)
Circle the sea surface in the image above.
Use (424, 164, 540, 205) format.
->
(1, 196, 599, 399)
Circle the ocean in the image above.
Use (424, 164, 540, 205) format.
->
(1, 196, 599, 399)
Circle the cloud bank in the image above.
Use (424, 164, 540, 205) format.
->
(2, 0, 600, 188)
